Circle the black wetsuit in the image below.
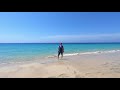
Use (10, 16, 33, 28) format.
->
(58, 45, 64, 56)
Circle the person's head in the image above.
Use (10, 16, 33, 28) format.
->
(60, 43, 62, 45)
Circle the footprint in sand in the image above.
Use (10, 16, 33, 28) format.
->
(58, 58, 68, 60)
(75, 75, 83, 78)
(58, 74, 70, 78)
(48, 76, 57, 78)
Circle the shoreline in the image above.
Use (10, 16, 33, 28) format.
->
(0, 51, 120, 77)
(47, 49, 120, 58)
(1, 49, 119, 65)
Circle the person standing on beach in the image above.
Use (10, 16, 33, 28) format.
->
(58, 43, 64, 60)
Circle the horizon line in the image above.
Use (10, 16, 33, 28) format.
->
(0, 42, 120, 44)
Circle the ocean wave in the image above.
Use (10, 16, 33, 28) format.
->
(47, 49, 120, 58)
(47, 55, 57, 58)
(64, 53, 79, 56)
(79, 50, 120, 55)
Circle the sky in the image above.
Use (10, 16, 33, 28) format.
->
(0, 12, 120, 43)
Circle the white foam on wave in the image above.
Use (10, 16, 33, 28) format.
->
(47, 53, 79, 58)
(47, 55, 57, 58)
(64, 53, 79, 56)
(98, 50, 120, 54)
(80, 51, 100, 55)
(79, 50, 120, 55)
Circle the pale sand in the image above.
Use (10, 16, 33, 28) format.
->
(0, 52, 120, 78)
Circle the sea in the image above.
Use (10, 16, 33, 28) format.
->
(0, 43, 120, 64)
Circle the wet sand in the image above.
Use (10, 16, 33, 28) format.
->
(0, 52, 120, 78)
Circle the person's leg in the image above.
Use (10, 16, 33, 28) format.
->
(61, 52, 63, 59)
(58, 52, 60, 59)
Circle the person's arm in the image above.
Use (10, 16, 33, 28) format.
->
(58, 46, 59, 52)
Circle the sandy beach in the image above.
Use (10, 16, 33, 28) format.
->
(0, 51, 120, 78)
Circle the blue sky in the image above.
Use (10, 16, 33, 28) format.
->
(0, 12, 120, 43)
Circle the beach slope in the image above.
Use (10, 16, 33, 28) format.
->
(0, 52, 120, 78)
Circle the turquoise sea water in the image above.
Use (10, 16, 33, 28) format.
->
(0, 43, 120, 63)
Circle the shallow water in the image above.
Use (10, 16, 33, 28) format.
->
(0, 43, 120, 63)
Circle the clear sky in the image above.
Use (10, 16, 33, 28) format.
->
(0, 12, 120, 43)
